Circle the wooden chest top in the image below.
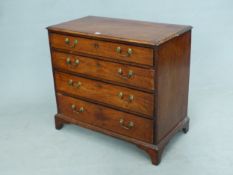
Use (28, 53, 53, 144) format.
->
(47, 16, 192, 46)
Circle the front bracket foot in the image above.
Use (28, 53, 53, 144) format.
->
(55, 115, 67, 130)
(182, 117, 190, 134)
(137, 145, 165, 165)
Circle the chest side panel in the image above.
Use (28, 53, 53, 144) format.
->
(155, 31, 191, 143)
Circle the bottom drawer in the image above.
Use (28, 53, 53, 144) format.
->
(57, 93, 153, 143)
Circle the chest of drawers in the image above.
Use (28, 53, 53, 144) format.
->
(47, 16, 192, 165)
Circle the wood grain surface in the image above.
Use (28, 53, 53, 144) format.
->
(57, 93, 153, 143)
(52, 51, 155, 90)
(55, 72, 154, 117)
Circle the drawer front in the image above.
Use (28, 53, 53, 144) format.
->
(57, 93, 153, 143)
(52, 51, 155, 90)
(50, 33, 153, 66)
(55, 72, 154, 117)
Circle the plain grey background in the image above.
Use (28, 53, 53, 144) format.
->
(1, 0, 233, 174)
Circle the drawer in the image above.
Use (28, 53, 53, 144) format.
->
(50, 33, 153, 66)
(52, 51, 155, 90)
(55, 72, 154, 117)
(57, 93, 153, 143)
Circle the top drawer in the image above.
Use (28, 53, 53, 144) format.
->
(49, 33, 154, 66)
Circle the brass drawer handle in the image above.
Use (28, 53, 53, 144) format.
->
(128, 95, 134, 102)
(118, 68, 123, 75)
(66, 57, 80, 66)
(118, 92, 124, 99)
(65, 38, 70, 44)
(70, 39, 78, 48)
(116, 46, 121, 53)
(68, 79, 73, 86)
(127, 48, 133, 56)
(117, 92, 134, 102)
(117, 68, 134, 79)
(128, 70, 133, 78)
(66, 57, 71, 64)
(71, 104, 85, 114)
(67, 80, 82, 88)
(65, 37, 78, 48)
(74, 81, 82, 88)
(74, 58, 80, 65)
(119, 118, 134, 130)
(116, 47, 133, 57)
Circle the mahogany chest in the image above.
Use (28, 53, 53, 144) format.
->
(47, 16, 192, 165)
